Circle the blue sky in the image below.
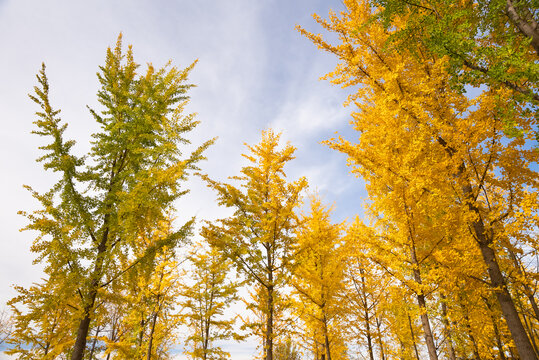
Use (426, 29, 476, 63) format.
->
(0, 1, 367, 358)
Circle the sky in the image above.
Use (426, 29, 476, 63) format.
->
(0, 1, 367, 358)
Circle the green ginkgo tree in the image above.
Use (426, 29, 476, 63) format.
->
(9, 34, 213, 360)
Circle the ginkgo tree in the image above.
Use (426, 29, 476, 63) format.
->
(291, 196, 347, 360)
(201, 129, 308, 360)
(10, 34, 213, 360)
(180, 241, 241, 360)
(299, 0, 538, 359)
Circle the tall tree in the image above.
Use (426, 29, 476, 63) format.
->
(299, 1, 538, 358)
(291, 196, 347, 360)
(201, 129, 308, 360)
(12, 34, 213, 360)
(181, 242, 241, 360)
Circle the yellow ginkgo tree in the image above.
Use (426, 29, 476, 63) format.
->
(180, 240, 242, 360)
(299, 1, 539, 358)
(291, 196, 348, 360)
(201, 129, 308, 360)
(101, 219, 184, 360)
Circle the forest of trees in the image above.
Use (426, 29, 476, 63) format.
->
(2, 0, 539, 359)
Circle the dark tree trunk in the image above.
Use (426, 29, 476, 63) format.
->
(264, 241, 275, 360)
(375, 316, 386, 360)
(322, 311, 332, 360)
(146, 311, 158, 360)
(266, 284, 274, 360)
(360, 271, 375, 360)
(477, 240, 537, 359)
(71, 314, 93, 360)
(71, 222, 110, 360)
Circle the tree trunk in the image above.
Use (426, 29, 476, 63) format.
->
(436, 135, 537, 360)
(375, 316, 386, 360)
(477, 240, 537, 359)
(408, 233, 438, 360)
(147, 272, 165, 360)
(360, 270, 375, 360)
(440, 295, 457, 360)
(408, 314, 421, 360)
(505, 0, 539, 54)
(265, 242, 274, 360)
(203, 286, 215, 360)
(146, 311, 158, 360)
(71, 222, 110, 360)
(266, 284, 274, 360)
(322, 311, 332, 360)
(71, 314, 93, 360)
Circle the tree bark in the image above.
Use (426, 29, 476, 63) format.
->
(440, 295, 457, 360)
(408, 233, 438, 360)
(478, 240, 537, 359)
(146, 310, 158, 360)
(408, 314, 421, 360)
(360, 270, 375, 360)
(375, 316, 386, 360)
(266, 284, 274, 360)
(322, 311, 332, 360)
(71, 218, 110, 360)
(505, 0, 539, 54)
(436, 135, 538, 360)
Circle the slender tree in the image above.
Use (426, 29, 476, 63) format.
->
(291, 196, 347, 360)
(201, 129, 308, 360)
(181, 242, 241, 360)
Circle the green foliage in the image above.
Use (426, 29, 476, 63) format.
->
(372, 0, 539, 137)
